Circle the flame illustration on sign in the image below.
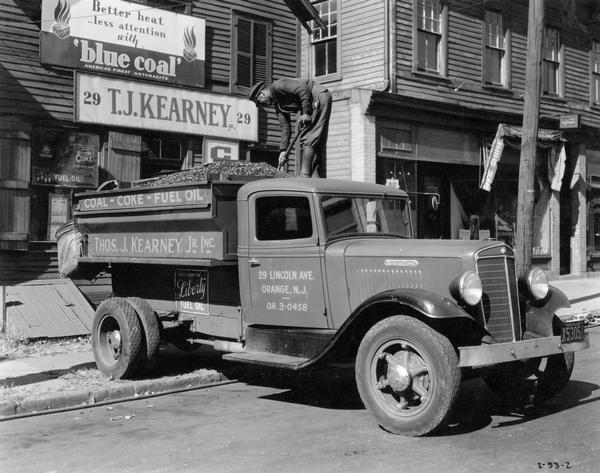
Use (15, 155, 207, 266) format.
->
(52, 0, 71, 39)
(182, 26, 197, 62)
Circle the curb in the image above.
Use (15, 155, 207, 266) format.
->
(0, 368, 230, 420)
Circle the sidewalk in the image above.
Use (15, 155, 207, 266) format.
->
(1, 275, 599, 419)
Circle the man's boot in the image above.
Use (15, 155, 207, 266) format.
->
(300, 146, 315, 177)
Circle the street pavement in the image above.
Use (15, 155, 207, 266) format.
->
(1, 274, 598, 419)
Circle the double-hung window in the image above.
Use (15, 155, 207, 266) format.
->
(542, 27, 562, 96)
(231, 13, 272, 94)
(416, 0, 444, 74)
(591, 41, 600, 105)
(311, 0, 338, 77)
(484, 9, 508, 86)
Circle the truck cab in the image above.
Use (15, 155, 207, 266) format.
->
(71, 175, 589, 436)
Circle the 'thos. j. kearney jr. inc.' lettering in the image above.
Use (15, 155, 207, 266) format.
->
(93, 235, 216, 255)
(107, 88, 231, 128)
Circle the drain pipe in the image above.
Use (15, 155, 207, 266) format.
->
(378, 0, 396, 93)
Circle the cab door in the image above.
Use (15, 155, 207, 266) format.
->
(244, 192, 329, 328)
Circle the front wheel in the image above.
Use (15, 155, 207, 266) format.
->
(483, 352, 574, 405)
(92, 298, 144, 379)
(355, 315, 461, 436)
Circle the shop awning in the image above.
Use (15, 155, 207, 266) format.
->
(282, 0, 326, 33)
(480, 124, 566, 192)
(3, 279, 94, 339)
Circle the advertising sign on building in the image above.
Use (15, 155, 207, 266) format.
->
(204, 139, 240, 163)
(41, 0, 206, 87)
(31, 129, 99, 188)
(75, 73, 258, 142)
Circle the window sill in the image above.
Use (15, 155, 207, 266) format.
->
(315, 73, 342, 85)
(411, 70, 451, 83)
(541, 94, 567, 104)
(481, 84, 514, 95)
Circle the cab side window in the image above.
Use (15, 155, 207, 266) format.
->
(256, 196, 313, 241)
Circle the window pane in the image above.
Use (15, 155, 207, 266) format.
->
(593, 75, 600, 104)
(256, 196, 313, 241)
(315, 42, 326, 76)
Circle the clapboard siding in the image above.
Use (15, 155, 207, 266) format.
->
(0, 246, 112, 308)
(339, 0, 385, 89)
(325, 98, 351, 180)
(0, 0, 297, 152)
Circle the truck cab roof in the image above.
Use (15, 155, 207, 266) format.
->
(237, 178, 409, 201)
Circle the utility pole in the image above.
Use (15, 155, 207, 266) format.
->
(515, 0, 545, 275)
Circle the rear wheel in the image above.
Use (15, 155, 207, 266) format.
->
(92, 298, 144, 379)
(356, 315, 461, 436)
(126, 297, 160, 364)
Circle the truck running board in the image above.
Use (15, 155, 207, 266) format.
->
(222, 351, 309, 370)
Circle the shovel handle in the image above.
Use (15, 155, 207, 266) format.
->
(277, 122, 303, 173)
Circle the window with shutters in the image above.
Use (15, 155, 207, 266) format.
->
(542, 27, 562, 96)
(310, 0, 338, 77)
(483, 9, 510, 87)
(591, 41, 600, 105)
(231, 13, 272, 95)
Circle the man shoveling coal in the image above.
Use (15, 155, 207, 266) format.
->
(249, 78, 332, 178)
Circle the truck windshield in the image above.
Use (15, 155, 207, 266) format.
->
(321, 195, 412, 240)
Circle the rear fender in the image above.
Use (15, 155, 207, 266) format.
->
(524, 286, 570, 337)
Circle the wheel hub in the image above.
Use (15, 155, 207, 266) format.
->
(387, 361, 412, 392)
(106, 330, 122, 358)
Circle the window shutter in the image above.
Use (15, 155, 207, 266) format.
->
(232, 14, 272, 94)
(236, 18, 252, 89)
(0, 121, 31, 251)
(253, 22, 268, 84)
(102, 132, 142, 185)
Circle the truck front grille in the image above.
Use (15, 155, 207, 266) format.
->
(476, 255, 521, 343)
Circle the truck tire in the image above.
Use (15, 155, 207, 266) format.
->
(126, 297, 160, 364)
(92, 298, 144, 379)
(483, 316, 575, 405)
(483, 352, 574, 405)
(355, 315, 461, 436)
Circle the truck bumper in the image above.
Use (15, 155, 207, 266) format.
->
(458, 333, 590, 368)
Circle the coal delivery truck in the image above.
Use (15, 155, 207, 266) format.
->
(67, 168, 589, 436)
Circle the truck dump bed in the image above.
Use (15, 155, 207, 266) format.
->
(73, 180, 244, 266)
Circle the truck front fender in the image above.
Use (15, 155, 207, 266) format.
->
(348, 288, 472, 321)
(524, 286, 570, 337)
(311, 289, 482, 365)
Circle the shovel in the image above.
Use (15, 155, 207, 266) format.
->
(277, 121, 303, 173)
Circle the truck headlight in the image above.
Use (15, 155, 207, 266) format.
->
(450, 271, 482, 306)
(519, 267, 549, 301)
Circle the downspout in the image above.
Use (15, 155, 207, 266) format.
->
(377, 0, 396, 93)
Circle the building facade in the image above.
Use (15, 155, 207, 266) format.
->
(0, 0, 298, 303)
(291, 0, 600, 275)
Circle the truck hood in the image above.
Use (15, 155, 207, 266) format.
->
(324, 237, 510, 317)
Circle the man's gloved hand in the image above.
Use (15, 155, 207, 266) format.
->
(278, 151, 288, 166)
(298, 114, 312, 128)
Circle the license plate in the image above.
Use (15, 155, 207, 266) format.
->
(561, 320, 585, 343)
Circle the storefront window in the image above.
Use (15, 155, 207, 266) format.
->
(140, 133, 187, 178)
(30, 128, 99, 241)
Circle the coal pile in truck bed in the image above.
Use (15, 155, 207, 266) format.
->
(136, 161, 288, 187)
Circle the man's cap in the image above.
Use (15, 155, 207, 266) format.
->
(249, 81, 266, 102)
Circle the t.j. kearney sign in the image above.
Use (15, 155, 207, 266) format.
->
(75, 73, 258, 141)
(41, 0, 206, 87)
